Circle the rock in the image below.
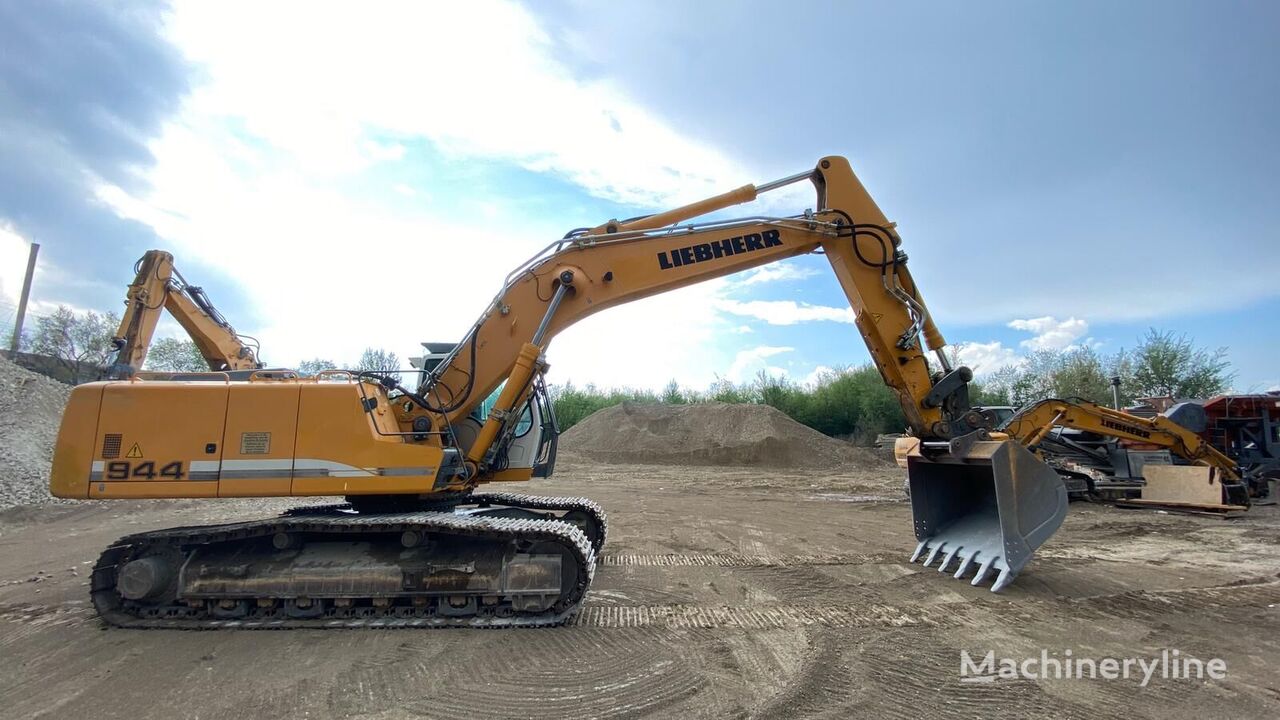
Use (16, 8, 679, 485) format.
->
(0, 356, 72, 509)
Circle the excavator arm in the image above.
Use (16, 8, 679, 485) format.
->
(109, 250, 263, 378)
(1001, 398, 1245, 502)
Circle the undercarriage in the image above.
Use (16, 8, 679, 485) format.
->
(91, 494, 605, 629)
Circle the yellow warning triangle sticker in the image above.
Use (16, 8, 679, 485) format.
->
(126, 443, 143, 459)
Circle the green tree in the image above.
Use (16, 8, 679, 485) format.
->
(1127, 329, 1233, 399)
(969, 377, 1011, 406)
(707, 376, 757, 404)
(355, 347, 401, 383)
(1051, 347, 1113, 402)
(143, 338, 208, 372)
(549, 381, 660, 431)
(297, 358, 340, 377)
(30, 305, 120, 383)
(661, 379, 686, 404)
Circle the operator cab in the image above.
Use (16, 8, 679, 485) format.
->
(411, 341, 559, 478)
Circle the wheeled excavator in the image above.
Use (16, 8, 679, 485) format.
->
(108, 250, 263, 379)
(51, 156, 1071, 628)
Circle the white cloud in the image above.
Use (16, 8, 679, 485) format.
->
(953, 341, 1023, 375)
(802, 365, 836, 387)
(0, 224, 101, 324)
(724, 345, 793, 383)
(93, 0, 793, 387)
(955, 315, 1097, 377)
(732, 262, 819, 287)
(163, 0, 755, 207)
(1008, 316, 1089, 351)
(0, 223, 33, 306)
(546, 280, 731, 390)
(731, 325, 754, 334)
(713, 299, 855, 326)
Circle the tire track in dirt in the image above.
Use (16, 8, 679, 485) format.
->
(571, 602, 951, 629)
(598, 552, 901, 567)
(854, 633, 1097, 720)
(752, 632, 851, 719)
(1069, 579, 1280, 620)
(397, 631, 705, 719)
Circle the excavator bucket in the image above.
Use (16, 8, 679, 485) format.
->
(905, 439, 1067, 592)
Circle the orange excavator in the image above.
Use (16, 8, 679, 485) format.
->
(51, 156, 1070, 628)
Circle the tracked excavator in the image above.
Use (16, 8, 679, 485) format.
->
(899, 398, 1251, 504)
(51, 156, 1071, 628)
(108, 250, 263, 379)
(1001, 398, 1250, 505)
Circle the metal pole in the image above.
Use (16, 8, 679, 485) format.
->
(9, 242, 39, 354)
(1110, 376, 1122, 410)
(532, 277, 571, 346)
(755, 169, 814, 194)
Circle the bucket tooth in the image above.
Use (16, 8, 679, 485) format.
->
(923, 543, 943, 568)
(991, 567, 1014, 593)
(938, 546, 960, 573)
(906, 438, 1067, 592)
(910, 540, 928, 563)
(971, 557, 996, 587)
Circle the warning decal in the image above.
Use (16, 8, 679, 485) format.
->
(240, 432, 272, 455)
(126, 443, 143, 458)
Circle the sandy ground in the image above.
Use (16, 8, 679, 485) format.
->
(1, 458, 1278, 719)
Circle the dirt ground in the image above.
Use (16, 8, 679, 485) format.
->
(1, 457, 1277, 719)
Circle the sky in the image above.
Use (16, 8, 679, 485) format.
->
(1, 0, 1277, 392)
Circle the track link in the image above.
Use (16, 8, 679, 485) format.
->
(91, 509, 594, 629)
(470, 492, 608, 554)
(285, 493, 608, 553)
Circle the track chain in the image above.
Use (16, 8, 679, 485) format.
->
(91, 509, 594, 630)
(470, 492, 608, 554)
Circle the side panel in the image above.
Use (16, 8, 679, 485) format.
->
(89, 382, 229, 498)
(49, 384, 106, 498)
(218, 383, 301, 497)
(291, 383, 444, 496)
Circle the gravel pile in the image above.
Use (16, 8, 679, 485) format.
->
(561, 401, 882, 469)
(0, 356, 71, 509)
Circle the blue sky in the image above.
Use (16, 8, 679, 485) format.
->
(1, 0, 1276, 391)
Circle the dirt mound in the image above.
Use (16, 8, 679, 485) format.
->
(0, 355, 71, 509)
(561, 402, 881, 468)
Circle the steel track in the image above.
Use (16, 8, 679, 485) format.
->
(91, 495, 604, 629)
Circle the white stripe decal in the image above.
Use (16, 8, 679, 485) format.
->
(221, 459, 293, 471)
(294, 459, 372, 476)
(90, 458, 433, 481)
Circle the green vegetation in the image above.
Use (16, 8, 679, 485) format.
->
(977, 329, 1232, 407)
(550, 364, 907, 443)
(143, 337, 208, 372)
(28, 305, 120, 382)
(551, 328, 1232, 441)
(550, 382, 665, 431)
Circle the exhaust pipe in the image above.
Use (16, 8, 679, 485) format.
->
(905, 439, 1067, 591)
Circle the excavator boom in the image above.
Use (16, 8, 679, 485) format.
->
(110, 250, 262, 378)
(52, 155, 1070, 629)
(1001, 397, 1247, 503)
